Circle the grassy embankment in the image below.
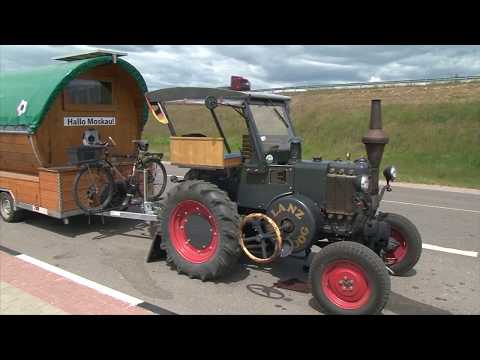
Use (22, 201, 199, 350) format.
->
(143, 82, 480, 189)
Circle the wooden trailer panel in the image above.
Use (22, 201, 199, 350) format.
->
(0, 134, 40, 174)
(38, 169, 61, 212)
(0, 171, 40, 205)
(40, 163, 135, 214)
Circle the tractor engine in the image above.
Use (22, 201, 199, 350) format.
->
(273, 99, 393, 255)
(320, 99, 392, 252)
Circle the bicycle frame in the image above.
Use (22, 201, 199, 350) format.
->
(102, 144, 163, 193)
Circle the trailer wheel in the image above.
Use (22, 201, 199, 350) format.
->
(309, 241, 390, 315)
(383, 213, 422, 276)
(160, 180, 241, 281)
(0, 192, 25, 223)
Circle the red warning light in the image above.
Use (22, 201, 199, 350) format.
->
(230, 76, 251, 91)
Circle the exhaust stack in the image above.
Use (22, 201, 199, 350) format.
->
(362, 99, 389, 194)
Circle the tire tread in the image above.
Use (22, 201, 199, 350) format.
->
(157, 180, 240, 281)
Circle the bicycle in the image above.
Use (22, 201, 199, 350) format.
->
(72, 136, 167, 214)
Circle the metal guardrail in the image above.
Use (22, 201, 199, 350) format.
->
(250, 75, 480, 93)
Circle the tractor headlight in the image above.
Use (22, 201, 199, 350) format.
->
(383, 165, 397, 182)
(355, 175, 370, 193)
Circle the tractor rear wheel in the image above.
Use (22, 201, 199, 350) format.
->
(309, 241, 390, 315)
(159, 180, 241, 281)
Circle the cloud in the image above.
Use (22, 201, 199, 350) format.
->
(2, 45, 480, 90)
(369, 76, 382, 82)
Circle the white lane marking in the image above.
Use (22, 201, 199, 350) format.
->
(422, 243, 478, 258)
(16, 254, 143, 306)
(379, 180, 480, 195)
(383, 200, 480, 214)
(167, 174, 183, 179)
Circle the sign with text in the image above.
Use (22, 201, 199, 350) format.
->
(64, 117, 116, 127)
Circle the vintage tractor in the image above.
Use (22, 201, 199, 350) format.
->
(147, 86, 422, 315)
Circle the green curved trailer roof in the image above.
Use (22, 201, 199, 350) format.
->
(0, 56, 148, 134)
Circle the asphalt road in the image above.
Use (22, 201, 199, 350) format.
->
(1, 163, 479, 315)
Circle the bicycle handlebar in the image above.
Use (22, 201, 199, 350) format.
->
(108, 136, 117, 147)
(100, 136, 117, 148)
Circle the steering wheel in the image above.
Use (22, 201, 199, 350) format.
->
(101, 136, 117, 148)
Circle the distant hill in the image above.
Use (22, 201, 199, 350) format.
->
(143, 81, 480, 189)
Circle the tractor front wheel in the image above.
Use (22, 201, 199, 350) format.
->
(309, 241, 390, 315)
(383, 213, 422, 276)
(160, 180, 241, 281)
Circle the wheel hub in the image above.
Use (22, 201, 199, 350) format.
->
(322, 260, 371, 310)
(183, 214, 214, 249)
(338, 277, 355, 290)
(384, 229, 408, 265)
(169, 200, 218, 264)
(87, 185, 97, 199)
(280, 219, 295, 233)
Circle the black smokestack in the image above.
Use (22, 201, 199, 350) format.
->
(362, 100, 389, 194)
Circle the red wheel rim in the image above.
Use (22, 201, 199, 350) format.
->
(168, 200, 218, 264)
(321, 260, 371, 310)
(385, 229, 408, 264)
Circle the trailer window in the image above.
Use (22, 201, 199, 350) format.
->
(64, 79, 113, 105)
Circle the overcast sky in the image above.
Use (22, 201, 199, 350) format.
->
(1, 45, 480, 90)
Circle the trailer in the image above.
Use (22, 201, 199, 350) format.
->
(0, 50, 149, 222)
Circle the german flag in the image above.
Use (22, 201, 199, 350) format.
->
(145, 94, 168, 124)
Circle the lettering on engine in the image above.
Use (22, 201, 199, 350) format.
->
(267, 196, 319, 253)
(270, 202, 305, 220)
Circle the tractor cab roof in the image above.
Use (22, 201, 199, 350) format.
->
(146, 87, 290, 106)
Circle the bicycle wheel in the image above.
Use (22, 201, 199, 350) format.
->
(137, 158, 167, 201)
(73, 164, 115, 213)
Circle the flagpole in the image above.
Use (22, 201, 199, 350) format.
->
(159, 100, 177, 136)
(144, 93, 177, 136)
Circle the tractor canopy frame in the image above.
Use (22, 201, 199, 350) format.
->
(146, 87, 295, 167)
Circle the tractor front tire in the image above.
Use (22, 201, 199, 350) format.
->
(309, 241, 391, 315)
(159, 180, 241, 281)
(383, 213, 422, 276)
